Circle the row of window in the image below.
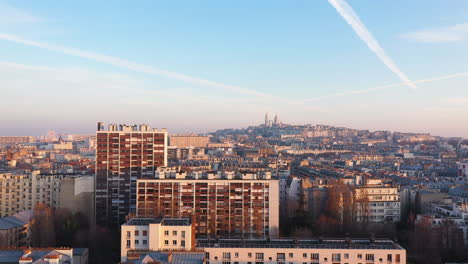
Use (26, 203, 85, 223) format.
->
(211, 252, 401, 262)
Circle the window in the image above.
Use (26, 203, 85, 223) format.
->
(366, 254, 374, 261)
(164, 230, 169, 236)
(143, 240, 147, 245)
(344, 253, 349, 259)
(223, 252, 231, 260)
(277, 253, 285, 261)
(387, 254, 392, 262)
(135, 240, 139, 245)
(173, 240, 177, 245)
(173, 230, 177, 236)
(182, 230, 186, 238)
(248, 253, 252, 258)
(332, 253, 341, 262)
(255, 253, 264, 260)
(135, 230, 139, 236)
(181, 240, 186, 247)
(205, 252, 210, 260)
(379, 258, 383, 262)
(289, 253, 293, 258)
(303, 253, 307, 258)
(358, 254, 363, 259)
(222, 262, 230, 264)
(311, 253, 319, 260)
(126, 240, 130, 248)
(164, 240, 169, 245)
(143, 230, 147, 236)
(235, 252, 239, 258)
(126, 231, 131, 238)
(396, 254, 400, 263)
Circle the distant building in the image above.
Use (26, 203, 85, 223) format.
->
(0, 136, 34, 146)
(457, 162, 468, 182)
(95, 123, 168, 227)
(169, 134, 209, 148)
(135, 170, 279, 238)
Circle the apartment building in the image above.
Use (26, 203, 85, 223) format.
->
(136, 169, 279, 238)
(95, 122, 168, 226)
(121, 217, 406, 264)
(0, 210, 32, 247)
(355, 182, 400, 223)
(200, 238, 406, 264)
(121, 217, 194, 262)
(0, 171, 62, 217)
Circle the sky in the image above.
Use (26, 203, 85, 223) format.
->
(1, 0, 468, 137)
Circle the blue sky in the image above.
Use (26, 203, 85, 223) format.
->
(1, 0, 468, 137)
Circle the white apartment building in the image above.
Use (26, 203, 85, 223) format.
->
(200, 238, 406, 264)
(355, 184, 400, 223)
(121, 218, 193, 262)
(0, 171, 63, 217)
(121, 218, 407, 264)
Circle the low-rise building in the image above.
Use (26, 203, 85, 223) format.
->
(0, 248, 87, 264)
(121, 217, 407, 264)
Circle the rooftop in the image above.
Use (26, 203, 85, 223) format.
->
(196, 238, 404, 250)
(124, 218, 191, 226)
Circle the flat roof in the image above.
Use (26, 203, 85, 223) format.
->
(125, 218, 163, 226)
(124, 218, 191, 226)
(196, 239, 404, 250)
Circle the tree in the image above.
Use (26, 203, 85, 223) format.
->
(30, 203, 56, 247)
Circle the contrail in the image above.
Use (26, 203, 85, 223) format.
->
(0, 33, 269, 98)
(306, 72, 468, 102)
(327, 0, 417, 89)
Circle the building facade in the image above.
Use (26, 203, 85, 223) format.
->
(121, 218, 194, 262)
(355, 185, 400, 223)
(169, 134, 209, 148)
(95, 123, 168, 226)
(200, 238, 406, 264)
(457, 162, 467, 182)
(135, 171, 279, 238)
(120, 218, 407, 264)
(0, 171, 62, 217)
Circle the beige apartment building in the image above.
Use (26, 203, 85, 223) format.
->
(0, 171, 62, 217)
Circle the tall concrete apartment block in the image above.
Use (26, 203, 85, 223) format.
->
(95, 122, 168, 226)
(135, 170, 279, 238)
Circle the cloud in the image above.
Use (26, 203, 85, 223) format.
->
(327, 0, 417, 89)
(0, 33, 271, 98)
(402, 22, 468, 43)
(306, 71, 468, 102)
(0, 3, 39, 24)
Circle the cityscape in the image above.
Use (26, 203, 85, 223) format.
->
(1, 1, 468, 264)
(0, 117, 467, 263)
